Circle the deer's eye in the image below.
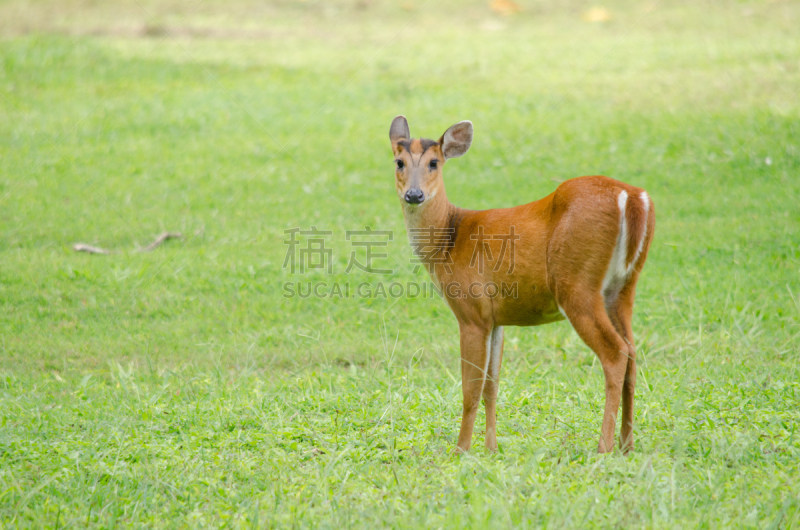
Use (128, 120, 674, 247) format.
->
(396, 160, 405, 170)
(429, 159, 438, 170)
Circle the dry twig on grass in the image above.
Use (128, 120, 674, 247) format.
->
(138, 232, 183, 252)
(72, 243, 110, 255)
(72, 232, 183, 255)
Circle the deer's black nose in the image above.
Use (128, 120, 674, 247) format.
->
(404, 188, 425, 204)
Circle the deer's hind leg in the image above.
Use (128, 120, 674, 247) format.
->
(559, 290, 633, 454)
(605, 280, 638, 453)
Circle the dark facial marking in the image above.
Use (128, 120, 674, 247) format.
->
(420, 138, 439, 152)
(396, 138, 439, 157)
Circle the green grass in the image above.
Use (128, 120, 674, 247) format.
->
(1, 0, 800, 526)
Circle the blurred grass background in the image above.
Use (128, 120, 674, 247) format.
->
(1, 0, 799, 527)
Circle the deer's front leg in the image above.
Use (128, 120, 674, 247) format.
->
(483, 326, 504, 452)
(456, 323, 493, 454)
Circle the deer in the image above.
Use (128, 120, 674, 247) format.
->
(389, 116, 655, 454)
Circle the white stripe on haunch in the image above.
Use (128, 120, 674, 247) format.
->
(626, 191, 650, 275)
(602, 190, 651, 305)
(602, 190, 629, 300)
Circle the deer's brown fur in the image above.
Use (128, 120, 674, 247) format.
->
(390, 116, 655, 453)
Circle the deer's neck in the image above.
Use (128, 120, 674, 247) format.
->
(402, 190, 463, 272)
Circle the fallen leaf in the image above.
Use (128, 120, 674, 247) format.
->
(490, 0, 521, 16)
(582, 6, 612, 22)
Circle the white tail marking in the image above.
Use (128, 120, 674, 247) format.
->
(602, 190, 629, 298)
(626, 191, 650, 275)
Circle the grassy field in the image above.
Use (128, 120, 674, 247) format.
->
(1, 0, 799, 526)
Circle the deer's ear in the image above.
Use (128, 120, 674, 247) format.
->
(439, 121, 473, 159)
(389, 116, 410, 143)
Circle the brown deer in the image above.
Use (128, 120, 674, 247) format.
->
(389, 116, 655, 454)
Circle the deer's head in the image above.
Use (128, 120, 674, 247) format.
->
(389, 116, 473, 208)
